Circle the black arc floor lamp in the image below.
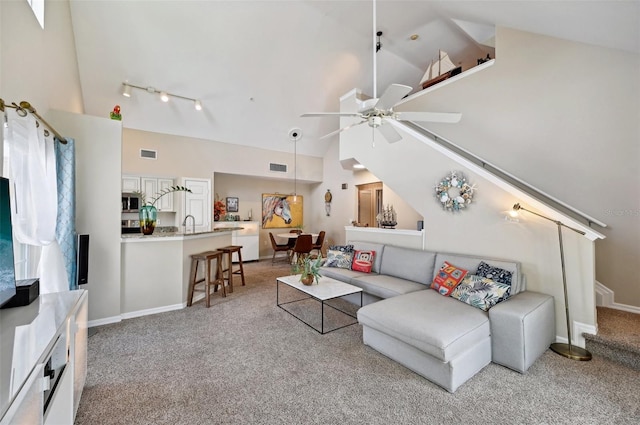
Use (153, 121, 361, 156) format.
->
(512, 203, 592, 361)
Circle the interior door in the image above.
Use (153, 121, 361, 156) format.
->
(183, 178, 211, 232)
(357, 182, 382, 227)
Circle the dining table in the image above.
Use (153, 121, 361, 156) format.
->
(275, 232, 319, 243)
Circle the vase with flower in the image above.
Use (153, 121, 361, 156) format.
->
(214, 195, 226, 221)
(136, 186, 192, 235)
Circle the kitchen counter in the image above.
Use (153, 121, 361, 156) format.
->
(120, 229, 234, 316)
(121, 227, 244, 242)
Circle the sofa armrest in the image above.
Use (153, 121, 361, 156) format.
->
(489, 291, 555, 373)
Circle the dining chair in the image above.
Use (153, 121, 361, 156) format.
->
(269, 232, 291, 264)
(311, 231, 326, 258)
(292, 234, 313, 265)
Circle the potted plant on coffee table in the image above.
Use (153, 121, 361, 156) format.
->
(293, 255, 323, 285)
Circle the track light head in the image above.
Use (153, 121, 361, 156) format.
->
(122, 83, 131, 97)
(194, 99, 202, 111)
(160, 91, 169, 102)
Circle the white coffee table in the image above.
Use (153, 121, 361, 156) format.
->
(276, 274, 363, 334)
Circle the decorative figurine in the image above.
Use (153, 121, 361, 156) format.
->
(324, 189, 332, 216)
(110, 105, 122, 121)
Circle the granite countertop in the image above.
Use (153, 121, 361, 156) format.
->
(121, 227, 244, 241)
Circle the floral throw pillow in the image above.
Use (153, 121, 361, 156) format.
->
(325, 249, 354, 269)
(476, 261, 513, 298)
(431, 261, 468, 296)
(451, 274, 510, 311)
(351, 250, 375, 273)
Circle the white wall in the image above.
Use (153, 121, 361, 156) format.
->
(47, 110, 122, 323)
(397, 27, 640, 308)
(0, 0, 82, 114)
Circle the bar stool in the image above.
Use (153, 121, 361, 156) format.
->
(218, 245, 246, 292)
(187, 250, 225, 308)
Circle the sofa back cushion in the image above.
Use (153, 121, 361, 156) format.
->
(433, 253, 523, 295)
(378, 245, 437, 285)
(349, 241, 385, 273)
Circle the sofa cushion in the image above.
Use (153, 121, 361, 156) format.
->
(319, 266, 364, 282)
(349, 241, 385, 273)
(434, 253, 523, 295)
(451, 275, 510, 311)
(358, 290, 490, 362)
(325, 249, 354, 269)
(378, 245, 437, 285)
(351, 250, 375, 273)
(350, 274, 426, 299)
(431, 261, 468, 296)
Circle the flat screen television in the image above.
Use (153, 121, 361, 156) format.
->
(0, 177, 17, 307)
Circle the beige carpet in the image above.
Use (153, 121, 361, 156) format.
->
(75, 261, 640, 425)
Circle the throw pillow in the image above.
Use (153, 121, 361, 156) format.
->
(431, 261, 468, 296)
(451, 274, 510, 311)
(351, 250, 375, 273)
(325, 249, 354, 269)
(476, 261, 513, 298)
(328, 244, 354, 253)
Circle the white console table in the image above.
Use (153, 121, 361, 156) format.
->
(0, 290, 88, 425)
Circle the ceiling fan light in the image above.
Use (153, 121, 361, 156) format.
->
(160, 91, 169, 102)
(194, 99, 202, 111)
(122, 83, 131, 97)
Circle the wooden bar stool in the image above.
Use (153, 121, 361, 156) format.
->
(218, 245, 246, 293)
(187, 250, 225, 308)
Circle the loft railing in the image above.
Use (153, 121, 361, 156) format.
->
(400, 121, 607, 230)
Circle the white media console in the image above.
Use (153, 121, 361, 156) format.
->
(0, 290, 88, 424)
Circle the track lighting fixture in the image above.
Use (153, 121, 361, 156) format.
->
(121, 82, 202, 111)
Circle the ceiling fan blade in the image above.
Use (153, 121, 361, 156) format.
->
(394, 111, 462, 123)
(318, 120, 367, 140)
(377, 122, 403, 144)
(301, 112, 361, 118)
(375, 84, 413, 110)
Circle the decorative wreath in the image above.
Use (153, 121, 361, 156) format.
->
(435, 171, 476, 212)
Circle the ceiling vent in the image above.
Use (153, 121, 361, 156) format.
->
(140, 149, 157, 160)
(269, 163, 287, 173)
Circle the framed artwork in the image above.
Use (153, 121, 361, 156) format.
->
(226, 197, 239, 213)
(262, 194, 303, 229)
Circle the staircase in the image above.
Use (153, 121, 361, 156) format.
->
(583, 307, 640, 370)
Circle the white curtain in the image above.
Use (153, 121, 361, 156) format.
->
(4, 108, 68, 294)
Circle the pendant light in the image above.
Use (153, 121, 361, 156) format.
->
(289, 128, 302, 204)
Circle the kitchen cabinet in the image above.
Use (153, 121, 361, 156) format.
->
(213, 221, 259, 262)
(0, 290, 88, 425)
(122, 175, 140, 192)
(141, 177, 175, 212)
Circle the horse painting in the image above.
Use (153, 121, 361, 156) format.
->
(262, 194, 302, 228)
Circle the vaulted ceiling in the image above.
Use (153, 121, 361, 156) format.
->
(69, 1, 639, 157)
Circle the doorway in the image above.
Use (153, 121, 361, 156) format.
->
(357, 182, 383, 227)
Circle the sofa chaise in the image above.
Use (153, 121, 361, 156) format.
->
(320, 241, 556, 392)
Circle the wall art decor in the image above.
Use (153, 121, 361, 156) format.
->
(435, 171, 476, 212)
(226, 197, 239, 212)
(324, 189, 332, 216)
(262, 193, 303, 229)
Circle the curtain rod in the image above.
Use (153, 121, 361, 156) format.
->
(0, 99, 67, 144)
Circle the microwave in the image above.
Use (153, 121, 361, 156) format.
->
(122, 193, 140, 212)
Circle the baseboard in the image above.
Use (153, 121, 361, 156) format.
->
(595, 280, 640, 314)
(121, 303, 185, 320)
(88, 316, 122, 328)
(555, 320, 596, 349)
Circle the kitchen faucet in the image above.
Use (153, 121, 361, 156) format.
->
(182, 214, 195, 234)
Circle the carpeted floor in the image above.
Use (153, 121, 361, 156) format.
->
(75, 261, 640, 425)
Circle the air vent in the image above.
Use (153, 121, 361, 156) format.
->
(269, 163, 287, 173)
(140, 149, 157, 160)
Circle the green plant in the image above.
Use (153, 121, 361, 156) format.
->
(293, 255, 323, 284)
(136, 185, 192, 207)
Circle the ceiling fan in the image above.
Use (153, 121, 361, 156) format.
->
(301, 0, 461, 144)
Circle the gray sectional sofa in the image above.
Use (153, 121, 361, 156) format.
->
(320, 241, 556, 393)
